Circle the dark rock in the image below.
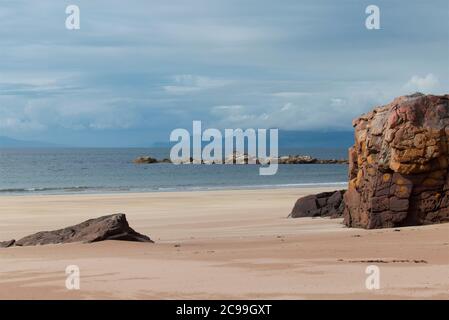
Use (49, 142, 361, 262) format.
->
(1, 214, 153, 248)
(277, 155, 348, 164)
(135, 153, 348, 165)
(133, 156, 160, 164)
(344, 93, 449, 228)
(289, 190, 346, 218)
(0, 239, 16, 248)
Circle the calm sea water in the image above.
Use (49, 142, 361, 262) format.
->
(0, 148, 348, 195)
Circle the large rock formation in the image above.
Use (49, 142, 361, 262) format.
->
(289, 190, 346, 218)
(0, 213, 153, 247)
(344, 93, 449, 228)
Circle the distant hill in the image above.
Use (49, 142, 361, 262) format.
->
(0, 136, 62, 148)
(0, 130, 354, 148)
(152, 130, 354, 149)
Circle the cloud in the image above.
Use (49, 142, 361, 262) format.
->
(207, 87, 394, 131)
(163, 75, 230, 94)
(403, 74, 441, 93)
(280, 102, 293, 111)
(0, 1, 447, 145)
(330, 98, 346, 107)
(272, 92, 312, 98)
(213, 105, 243, 111)
(0, 117, 46, 132)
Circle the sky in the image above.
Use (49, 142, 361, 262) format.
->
(0, 0, 448, 147)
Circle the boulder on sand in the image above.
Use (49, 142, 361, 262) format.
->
(344, 93, 449, 228)
(289, 190, 346, 218)
(1, 213, 153, 247)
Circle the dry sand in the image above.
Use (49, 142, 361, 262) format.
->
(0, 187, 448, 299)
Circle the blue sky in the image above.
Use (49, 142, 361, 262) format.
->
(0, 0, 448, 146)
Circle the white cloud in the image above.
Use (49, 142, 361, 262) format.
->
(163, 85, 201, 94)
(330, 98, 346, 107)
(207, 87, 395, 131)
(280, 102, 293, 111)
(272, 92, 311, 98)
(163, 75, 230, 95)
(0, 96, 144, 133)
(403, 73, 440, 93)
(0, 117, 46, 131)
(213, 105, 243, 111)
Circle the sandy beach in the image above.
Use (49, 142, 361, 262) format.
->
(0, 187, 448, 299)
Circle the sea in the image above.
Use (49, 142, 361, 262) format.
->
(0, 148, 348, 195)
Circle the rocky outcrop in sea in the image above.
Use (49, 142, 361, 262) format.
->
(133, 153, 348, 165)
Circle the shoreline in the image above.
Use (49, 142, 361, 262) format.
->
(0, 182, 347, 197)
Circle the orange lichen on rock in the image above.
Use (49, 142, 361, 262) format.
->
(344, 93, 449, 228)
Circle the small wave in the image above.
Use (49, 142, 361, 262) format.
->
(0, 188, 33, 193)
(0, 181, 347, 195)
(0, 186, 100, 194)
(172, 182, 348, 192)
(150, 182, 348, 193)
